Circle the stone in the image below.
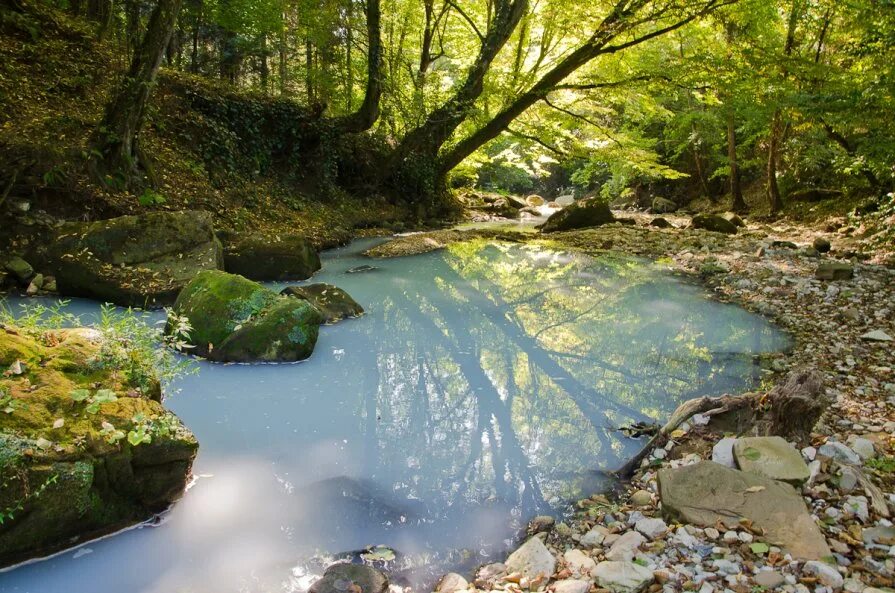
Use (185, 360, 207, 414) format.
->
(564, 549, 597, 577)
(635, 518, 668, 540)
(38, 211, 223, 308)
(658, 461, 831, 560)
(581, 525, 609, 547)
(802, 561, 844, 589)
(753, 571, 785, 588)
(652, 197, 678, 213)
(606, 531, 646, 561)
(505, 536, 556, 579)
(813, 237, 832, 253)
(526, 195, 546, 207)
(0, 328, 197, 568)
(733, 436, 811, 485)
(650, 217, 674, 229)
(712, 437, 737, 468)
(593, 561, 655, 593)
(555, 195, 575, 207)
(839, 466, 860, 493)
(721, 212, 746, 227)
(281, 283, 364, 323)
(846, 436, 876, 460)
(818, 441, 861, 465)
(861, 330, 894, 342)
(539, 197, 615, 233)
(220, 232, 320, 281)
(170, 270, 323, 362)
(690, 214, 738, 235)
(309, 564, 389, 593)
(528, 515, 555, 534)
(25, 273, 43, 295)
(475, 563, 507, 586)
(435, 572, 469, 593)
(4, 256, 33, 284)
(552, 579, 591, 593)
(630, 490, 652, 507)
(862, 526, 895, 548)
(816, 263, 854, 281)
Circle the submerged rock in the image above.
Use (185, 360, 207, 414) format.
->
(690, 213, 738, 235)
(281, 283, 363, 323)
(539, 197, 615, 233)
(37, 211, 222, 308)
(309, 563, 389, 593)
(0, 327, 197, 567)
(658, 461, 831, 559)
(220, 232, 320, 281)
(171, 270, 322, 362)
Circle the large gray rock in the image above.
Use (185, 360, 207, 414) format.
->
(658, 461, 831, 560)
(816, 262, 853, 281)
(733, 436, 811, 485)
(539, 197, 615, 233)
(309, 563, 388, 593)
(594, 561, 655, 593)
(651, 197, 678, 214)
(505, 536, 556, 578)
(221, 232, 320, 281)
(690, 213, 738, 235)
(38, 211, 223, 308)
(281, 283, 364, 324)
(605, 530, 646, 561)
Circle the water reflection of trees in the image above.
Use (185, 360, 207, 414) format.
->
(353, 241, 786, 518)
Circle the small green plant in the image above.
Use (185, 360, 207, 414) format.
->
(0, 301, 81, 338)
(69, 388, 118, 414)
(0, 474, 58, 525)
(99, 421, 125, 445)
(866, 456, 895, 474)
(138, 188, 167, 206)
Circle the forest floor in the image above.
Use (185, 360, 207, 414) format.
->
(374, 211, 895, 593)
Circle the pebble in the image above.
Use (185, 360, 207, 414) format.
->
(803, 561, 844, 589)
(634, 518, 668, 540)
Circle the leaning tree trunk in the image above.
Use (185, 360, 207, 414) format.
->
(89, 0, 184, 189)
(332, 0, 382, 133)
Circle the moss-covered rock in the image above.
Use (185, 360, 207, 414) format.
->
(35, 211, 223, 308)
(171, 270, 323, 362)
(220, 232, 321, 281)
(539, 198, 615, 233)
(0, 327, 198, 568)
(281, 283, 364, 324)
(689, 213, 738, 235)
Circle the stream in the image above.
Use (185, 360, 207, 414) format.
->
(1, 237, 789, 593)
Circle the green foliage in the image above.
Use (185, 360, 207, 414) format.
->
(138, 188, 167, 206)
(866, 455, 895, 475)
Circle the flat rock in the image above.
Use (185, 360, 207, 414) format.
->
(505, 536, 556, 579)
(552, 579, 591, 593)
(846, 436, 876, 460)
(753, 570, 785, 588)
(309, 563, 389, 593)
(605, 531, 646, 561)
(563, 549, 597, 577)
(580, 525, 609, 548)
(594, 561, 655, 593)
(802, 561, 844, 589)
(281, 283, 364, 323)
(435, 572, 469, 593)
(816, 262, 853, 281)
(861, 330, 893, 342)
(634, 517, 667, 540)
(818, 441, 861, 465)
(733, 436, 810, 485)
(658, 461, 831, 560)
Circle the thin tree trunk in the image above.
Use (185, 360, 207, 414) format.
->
(345, 0, 353, 110)
(89, 0, 184, 187)
(260, 33, 269, 93)
(190, 0, 200, 72)
(305, 39, 314, 103)
(126, 0, 140, 58)
(767, 0, 800, 214)
(333, 0, 382, 133)
(728, 111, 746, 212)
(279, 16, 287, 95)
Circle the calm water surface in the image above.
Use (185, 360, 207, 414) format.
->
(1, 238, 789, 593)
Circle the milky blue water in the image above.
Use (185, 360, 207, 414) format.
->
(1, 238, 789, 593)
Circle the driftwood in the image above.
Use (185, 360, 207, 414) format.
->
(616, 369, 829, 479)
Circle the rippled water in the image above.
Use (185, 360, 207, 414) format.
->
(1, 238, 789, 593)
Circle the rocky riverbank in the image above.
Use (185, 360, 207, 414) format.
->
(369, 211, 894, 593)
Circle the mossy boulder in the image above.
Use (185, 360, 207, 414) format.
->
(171, 270, 323, 362)
(690, 213, 738, 235)
(219, 232, 321, 281)
(36, 211, 223, 308)
(0, 327, 198, 568)
(281, 283, 364, 324)
(539, 197, 615, 233)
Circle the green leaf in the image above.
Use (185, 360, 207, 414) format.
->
(742, 447, 761, 461)
(85, 402, 101, 415)
(750, 542, 770, 555)
(69, 389, 91, 402)
(92, 389, 118, 404)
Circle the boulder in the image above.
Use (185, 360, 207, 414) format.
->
(816, 262, 853, 281)
(281, 283, 364, 324)
(505, 536, 556, 578)
(4, 256, 34, 284)
(649, 217, 673, 229)
(0, 327, 197, 567)
(690, 214, 738, 235)
(435, 573, 469, 593)
(722, 212, 746, 227)
(309, 563, 388, 593)
(505, 195, 528, 210)
(555, 195, 575, 207)
(605, 530, 646, 561)
(593, 561, 655, 593)
(658, 461, 831, 560)
(539, 198, 615, 233)
(171, 270, 323, 362)
(813, 237, 832, 253)
(526, 194, 546, 207)
(651, 197, 678, 214)
(220, 232, 320, 281)
(38, 211, 222, 308)
(733, 436, 810, 485)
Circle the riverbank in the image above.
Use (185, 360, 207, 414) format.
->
(390, 213, 895, 593)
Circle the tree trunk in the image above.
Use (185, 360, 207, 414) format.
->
(728, 111, 746, 212)
(89, 0, 184, 188)
(305, 39, 314, 103)
(190, 0, 201, 73)
(767, 110, 784, 214)
(278, 15, 288, 95)
(345, 0, 353, 110)
(260, 33, 269, 94)
(332, 0, 382, 133)
(87, 0, 113, 38)
(126, 0, 140, 58)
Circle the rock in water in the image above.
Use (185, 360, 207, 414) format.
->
(38, 211, 223, 308)
(658, 461, 831, 560)
(733, 436, 811, 485)
(526, 194, 546, 207)
(815, 262, 853, 281)
(0, 328, 197, 567)
(505, 536, 556, 578)
(690, 214, 738, 235)
(220, 232, 321, 281)
(281, 283, 364, 324)
(539, 197, 615, 233)
(309, 563, 389, 593)
(435, 573, 469, 593)
(171, 270, 323, 362)
(594, 561, 655, 593)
